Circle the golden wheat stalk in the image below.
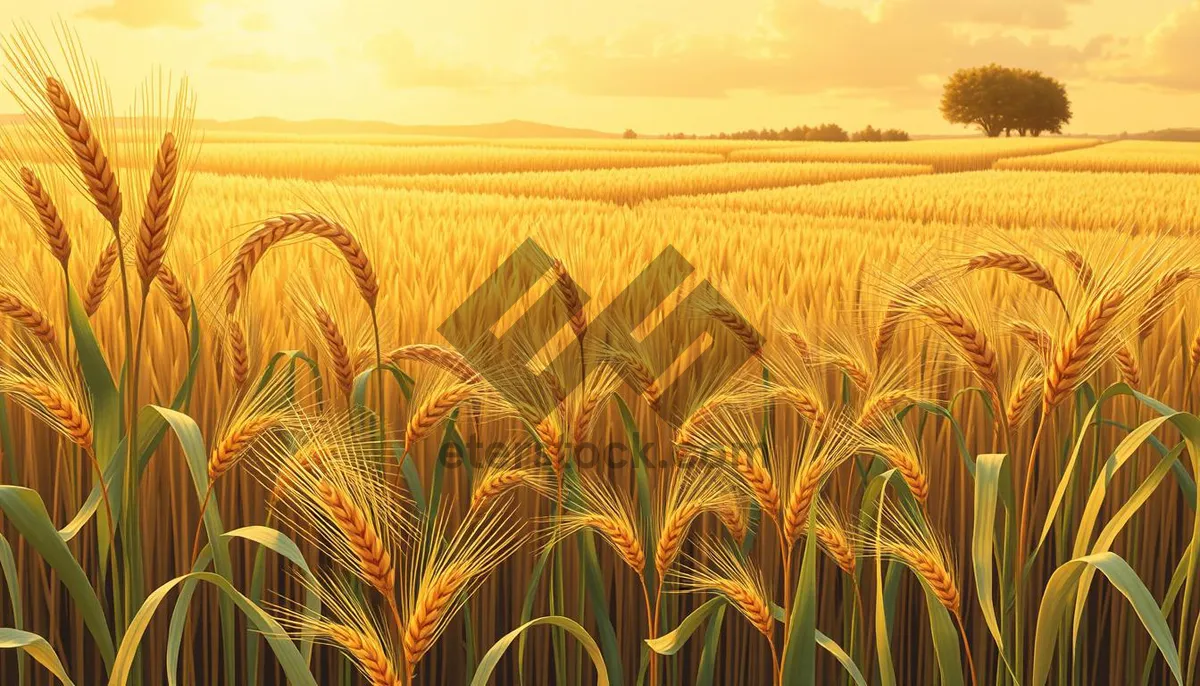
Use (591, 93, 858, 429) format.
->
(156, 263, 191, 325)
(783, 458, 825, 546)
(1006, 373, 1041, 428)
(898, 543, 960, 613)
(655, 502, 704, 577)
(1136, 267, 1196, 340)
(1115, 344, 1141, 387)
(919, 303, 999, 395)
(135, 132, 178, 290)
(18, 167, 70, 267)
(964, 251, 1059, 294)
(726, 446, 780, 521)
(314, 305, 354, 399)
(207, 414, 284, 482)
(718, 503, 749, 545)
(326, 624, 400, 686)
(318, 479, 396, 597)
(44, 77, 121, 225)
(225, 212, 378, 314)
(713, 578, 773, 637)
(775, 386, 826, 430)
(827, 352, 872, 391)
(581, 514, 646, 571)
(404, 384, 473, 452)
(386, 344, 479, 382)
(1044, 289, 1125, 409)
(877, 444, 928, 504)
(469, 469, 528, 511)
(403, 563, 467, 671)
(6, 377, 92, 449)
(83, 238, 118, 316)
(709, 306, 762, 357)
(228, 319, 251, 387)
(815, 504, 857, 576)
(0, 290, 58, 350)
(1063, 249, 1094, 291)
(1010, 321, 1053, 363)
(857, 390, 912, 429)
(551, 258, 587, 339)
(535, 417, 566, 475)
(875, 274, 936, 363)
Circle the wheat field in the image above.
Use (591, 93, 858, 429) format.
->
(2, 40, 1200, 686)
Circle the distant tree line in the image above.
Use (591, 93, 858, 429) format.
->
(941, 64, 1071, 138)
(644, 123, 910, 142)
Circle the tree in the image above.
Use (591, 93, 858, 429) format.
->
(940, 64, 1019, 137)
(807, 123, 848, 142)
(1016, 71, 1070, 136)
(881, 128, 910, 141)
(852, 125, 883, 142)
(941, 64, 1071, 137)
(623, 129, 637, 139)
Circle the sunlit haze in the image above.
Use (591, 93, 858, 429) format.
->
(3, 0, 1200, 135)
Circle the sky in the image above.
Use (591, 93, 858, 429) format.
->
(2, 0, 1200, 135)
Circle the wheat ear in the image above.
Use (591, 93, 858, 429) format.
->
(828, 353, 872, 391)
(581, 514, 646, 571)
(776, 387, 826, 430)
(783, 460, 824, 545)
(727, 447, 779, 520)
(1044, 289, 1125, 409)
(536, 418, 565, 475)
(207, 414, 282, 482)
(470, 469, 527, 511)
(1063, 249, 1094, 291)
(226, 212, 378, 314)
(404, 384, 473, 452)
(386, 344, 479, 382)
(315, 305, 354, 399)
(816, 524, 856, 576)
(857, 390, 912, 429)
(18, 167, 70, 267)
(0, 291, 58, 350)
(877, 444, 928, 504)
(326, 624, 400, 686)
(83, 239, 119, 316)
(228, 320, 250, 387)
(403, 564, 466, 671)
(896, 544, 960, 614)
(713, 579, 773, 637)
(156, 263, 191, 325)
(135, 132, 178, 290)
(718, 504, 749, 545)
(655, 503, 704, 577)
(1137, 267, 1196, 340)
(965, 251, 1059, 294)
(9, 378, 92, 449)
(551, 259, 587, 339)
(1006, 374, 1040, 427)
(1010, 321, 1053, 363)
(919, 303, 999, 396)
(709, 307, 762, 357)
(318, 480, 396, 597)
(1115, 344, 1140, 387)
(44, 77, 121, 225)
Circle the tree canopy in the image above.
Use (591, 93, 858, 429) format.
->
(940, 64, 1071, 138)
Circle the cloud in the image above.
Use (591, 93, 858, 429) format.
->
(79, 0, 203, 28)
(210, 51, 323, 73)
(1136, 1, 1200, 90)
(366, 31, 503, 89)
(537, 0, 1091, 98)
